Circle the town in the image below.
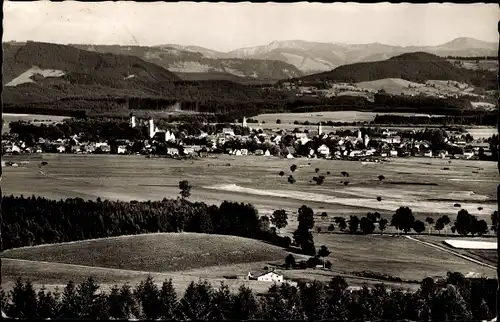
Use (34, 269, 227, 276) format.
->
(1, 113, 494, 164)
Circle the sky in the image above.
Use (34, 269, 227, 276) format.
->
(3, 1, 499, 52)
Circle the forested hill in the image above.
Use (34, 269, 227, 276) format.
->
(2, 41, 290, 117)
(3, 41, 181, 84)
(294, 52, 496, 89)
(2, 41, 180, 106)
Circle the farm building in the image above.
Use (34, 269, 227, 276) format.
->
(247, 270, 284, 283)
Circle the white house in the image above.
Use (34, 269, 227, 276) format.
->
(424, 151, 433, 158)
(56, 145, 66, 153)
(317, 144, 330, 156)
(234, 149, 242, 156)
(255, 149, 264, 156)
(241, 149, 248, 156)
(264, 149, 271, 156)
(389, 150, 398, 157)
(117, 145, 127, 154)
(248, 270, 284, 283)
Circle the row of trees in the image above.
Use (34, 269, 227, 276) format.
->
(2, 272, 497, 321)
(1, 194, 290, 251)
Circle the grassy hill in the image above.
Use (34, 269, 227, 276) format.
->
(1, 232, 289, 272)
(295, 52, 496, 90)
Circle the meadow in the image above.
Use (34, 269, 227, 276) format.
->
(3, 153, 497, 219)
(253, 111, 447, 124)
(2, 153, 498, 293)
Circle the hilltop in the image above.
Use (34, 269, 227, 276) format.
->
(294, 52, 497, 89)
(2, 232, 290, 273)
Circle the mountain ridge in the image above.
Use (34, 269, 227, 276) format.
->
(159, 37, 498, 74)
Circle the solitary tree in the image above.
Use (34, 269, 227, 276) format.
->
(279, 171, 285, 177)
(179, 180, 192, 199)
(328, 224, 335, 231)
(285, 254, 296, 268)
(317, 245, 331, 268)
(271, 209, 288, 233)
(315, 168, 320, 173)
(288, 175, 296, 184)
(425, 217, 435, 235)
(378, 175, 385, 181)
(376, 196, 382, 202)
(290, 164, 298, 172)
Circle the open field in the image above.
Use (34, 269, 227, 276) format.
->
(309, 234, 496, 282)
(419, 235, 498, 268)
(253, 111, 447, 124)
(3, 154, 498, 221)
(1, 258, 285, 296)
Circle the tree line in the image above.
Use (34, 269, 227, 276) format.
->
(323, 207, 495, 237)
(1, 272, 497, 321)
(1, 194, 290, 251)
(373, 113, 498, 126)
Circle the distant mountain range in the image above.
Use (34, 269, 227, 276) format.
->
(4, 37, 496, 83)
(161, 37, 498, 74)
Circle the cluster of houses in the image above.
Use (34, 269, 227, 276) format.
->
(2, 114, 491, 161)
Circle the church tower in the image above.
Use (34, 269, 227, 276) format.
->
(129, 113, 136, 128)
(242, 116, 248, 128)
(318, 122, 323, 135)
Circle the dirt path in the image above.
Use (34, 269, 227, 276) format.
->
(405, 236, 497, 270)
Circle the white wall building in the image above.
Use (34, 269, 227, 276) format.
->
(248, 271, 284, 283)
